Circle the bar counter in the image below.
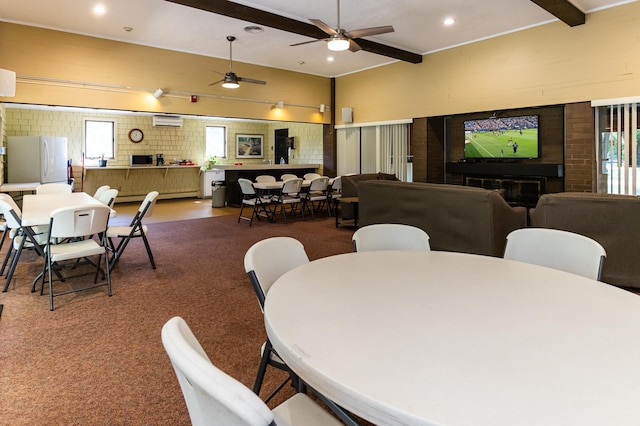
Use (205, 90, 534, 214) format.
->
(217, 164, 320, 207)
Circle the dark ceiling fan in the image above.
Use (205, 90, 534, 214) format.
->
(209, 36, 266, 89)
(290, 0, 394, 52)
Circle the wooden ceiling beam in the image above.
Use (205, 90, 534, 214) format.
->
(530, 0, 585, 26)
(166, 0, 422, 64)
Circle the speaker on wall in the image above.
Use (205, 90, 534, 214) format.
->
(342, 107, 353, 124)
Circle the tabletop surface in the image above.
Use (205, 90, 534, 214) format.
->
(22, 192, 104, 226)
(264, 250, 640, 426)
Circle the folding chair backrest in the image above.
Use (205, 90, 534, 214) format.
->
(504, 228, 607, 280)
(280, 174, 298, 181)
(331, 176, 342, 192)
(162, 317, 273, 426)
(238, 178, 257, 196)
(309, 177, 329, 191)
(137, 191, 159, 219)
(244, 237, 309, 308)
(0, 194, 21, 216)
(97, 188, 119, 207)
(255, 175, 276, 183)
(49, 205, 110, 239)
(93, 185, 110, 199)
(303, 173, 321, 180)
(282, 178, 303, 195)
(0, 199, 22, 228)
(36, 183, 72, 195)
(353, 223, 431, 252)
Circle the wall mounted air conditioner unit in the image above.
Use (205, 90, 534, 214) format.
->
(152, 115, 183, 127)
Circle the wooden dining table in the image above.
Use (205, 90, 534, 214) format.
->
(264, 250, 640, 426)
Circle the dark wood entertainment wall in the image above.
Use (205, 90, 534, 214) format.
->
(410, 101, 596, 207)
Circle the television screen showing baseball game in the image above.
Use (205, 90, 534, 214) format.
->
(464, 115, 539, 159)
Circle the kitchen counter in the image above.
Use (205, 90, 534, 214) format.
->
(83, 165, 200, 202)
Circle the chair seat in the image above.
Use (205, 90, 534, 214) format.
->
(243, 197, 272, 206)
(107, 224, 148, 238)
(49, 239, 104, 262)
(272, 393, 342, 426)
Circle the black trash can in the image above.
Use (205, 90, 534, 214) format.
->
(211, 181, 226, 207)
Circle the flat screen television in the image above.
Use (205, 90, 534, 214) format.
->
(464, 115, 539, 159)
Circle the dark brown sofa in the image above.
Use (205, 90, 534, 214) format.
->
(358, 180, 527, 256)
(530, 192, 640, 289)
(341, 173, 400, 220)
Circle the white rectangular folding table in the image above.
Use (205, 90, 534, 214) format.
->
(265, 250, 640, 426)
(21, 193, 105, 227)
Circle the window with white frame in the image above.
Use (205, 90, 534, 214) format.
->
(84, 119, 115, 159)
(206, 126, 226, 159)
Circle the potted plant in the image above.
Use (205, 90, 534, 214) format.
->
(98, 154, 107, 167)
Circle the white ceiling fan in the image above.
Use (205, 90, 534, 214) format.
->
(290, 0, 394, 52)
(209, 36, 267, 89)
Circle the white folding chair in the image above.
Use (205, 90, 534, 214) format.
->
(244, 237, 310, 401)
(96, 188, 118, 208)
(504, 228, 606, 280)
(40, 205, 112, 310)
(35, 183, 73, 195)
(280, 173, 298, 181)
(352, 223, 431, 252)
(327, 176, 342, 215)
(271, 178, 304, 223)
(107, 191, 158, 269)
(161, 316, 342, 426)
(303, 176, 330, 219)
(238, 178, 272, 226)
(0, 197, 49, 292)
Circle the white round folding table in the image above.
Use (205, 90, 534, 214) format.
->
(264, 250, 640, 426)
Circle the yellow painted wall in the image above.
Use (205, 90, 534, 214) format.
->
(0, 22, 331, 124)
(1, 3, 638, 128)
(336, 2, 640, 122)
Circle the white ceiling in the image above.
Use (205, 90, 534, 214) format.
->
(0, 0, 635, 78)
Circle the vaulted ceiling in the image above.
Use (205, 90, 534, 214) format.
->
(0, 0, 633, 77)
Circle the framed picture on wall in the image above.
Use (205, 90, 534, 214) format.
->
(236, 134, 264, 158)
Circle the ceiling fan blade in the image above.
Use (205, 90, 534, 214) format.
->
(346, 25, 395, 39)
(290, 38, 328, 47)
(208, 79, 224, 86)
(348, 39, 361, 52)
(309, 19, 338, 36)
(237, 77, 267, 85)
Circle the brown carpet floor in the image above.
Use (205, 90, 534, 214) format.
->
(0, 213, 355, 425)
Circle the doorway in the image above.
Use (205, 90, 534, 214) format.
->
(275, 128, 289, 164)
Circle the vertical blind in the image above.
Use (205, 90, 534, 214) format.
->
(336, 123, 411, 180)
(593, 98, 640, 196)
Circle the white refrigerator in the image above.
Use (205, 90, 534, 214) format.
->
(7, 136, 68, 184)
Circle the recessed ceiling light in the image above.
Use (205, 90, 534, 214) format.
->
(244, 26, 264, 34)
(93, 4, 106, 15)
(444, 17, 455, 26)
(327, 56, 335, 62)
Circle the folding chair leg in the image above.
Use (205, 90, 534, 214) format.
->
(4, 236, 27, 290)
(141, 235, 156, 269)
(0, 243, 13, 278)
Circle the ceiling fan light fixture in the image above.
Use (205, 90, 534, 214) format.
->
(222, 73, 240, 89)
(327, 35, 350, 52)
